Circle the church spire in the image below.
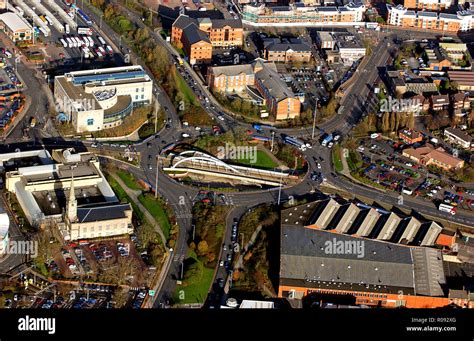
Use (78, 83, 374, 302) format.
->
(67, 174, 77, 223)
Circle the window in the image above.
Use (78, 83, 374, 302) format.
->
(136, 88, 139, 92)
(87, 118, 94, 126)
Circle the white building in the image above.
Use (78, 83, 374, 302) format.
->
(4, 149, 133, 241)
(0, 212, 9, 255)
(54, 66, 153, 133)
(0, 11, 33, 42)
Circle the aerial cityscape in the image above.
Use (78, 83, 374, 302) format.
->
(0, 0, 472, 337)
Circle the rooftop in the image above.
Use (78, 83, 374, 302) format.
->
(0, 12, 32, 32)
(280, 226, 446, 296)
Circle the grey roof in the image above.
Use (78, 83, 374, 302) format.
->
(76, 203, 131, 223)
(439, 13, 459, 20)
(280, 226, 446, 296)
(211, 19, 242, 29)
(281, 226, 416, 293)
(265, 41, 311, 53)
(209, 64, 254, 77)
(173, 14, 197, 30)
(255, 61, 296, 102)
(182, 23, 210, 45)
(445, 127, 473, 143)
(411, 247, 445, 296)
(418, 11, 437, 18)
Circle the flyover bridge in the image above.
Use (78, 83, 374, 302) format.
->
(161, 151, 299, 187)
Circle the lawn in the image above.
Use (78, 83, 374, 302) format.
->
(175, 72, 199, 106)
(138, 193, 172, 239)
(107, 175, 144, 222)
(116, 170, 142, 191)
(173, 250, 214, 304)
(235, 150, 278, 169)
(332, 145, 344, 172)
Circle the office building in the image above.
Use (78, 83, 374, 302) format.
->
(54, 66, 153, 133)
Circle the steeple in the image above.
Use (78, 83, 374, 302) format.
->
(67, 174, 77, 223)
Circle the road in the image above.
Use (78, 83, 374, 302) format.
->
(2, 2, 472, 307)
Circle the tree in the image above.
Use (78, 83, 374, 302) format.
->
(197, 240, 209, 256)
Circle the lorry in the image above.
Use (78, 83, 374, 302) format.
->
(321, 134, 333, 147)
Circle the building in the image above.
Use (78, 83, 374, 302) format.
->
(317, 31, 336, 50)
(399, 129, 423, 144)
(181, 23, 213, 65)
(207, 64, 255, 94)
(242, 3, 366, 26)
(425, 47, 452, 71)
(448, 71, 474, 91)
(402, 144, 464, 170)
(279, 224, 456, 308)
(451, 92, 471, 110)
(0, 12, 33, 42)
(333, 33, 366, 65)
(263, 38, 312, 63)
(430, 94, 450, 111)
(208, 59, 301, 120)
(403, 0, 452, 11)
(387, 5, 474, 32)
(3, 149, 133, 240)
(444, 127, 473, 149)
(171, 14, 243, 63)
(0, 212, 9, 255)
(54, 66, 153, 133)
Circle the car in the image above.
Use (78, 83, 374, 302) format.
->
(217, 278, 225, 288)
(223, 245, 227, 251)
(181, 133, 190, 138)
(327, 142, 334, 148)
(195, 126, 201, 131)
(317, 163, 321, 169)
(90, 143, 98, 148)
(148, 164, 153, 170)
(217, 115, 225, 121)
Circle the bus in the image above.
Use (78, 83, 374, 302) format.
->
(64, 23, 70, 34)
(75, 37, 85, 47)
(282, 135, 306, 151)
(33, 27, 40, 37)
(44, 15, 53, 26)
(77, 9, 93, 26)
(60, 38, 68, 48)
(66, 37, 73, 48)
(87, 36, 94, 47)
(39, 26, 49, 37)
(106, 45, 113, 56)
(97, 35, 106, 45)
(39, 15, 48, 24)
(439, 203, 456, 215)
(77, 26, 93, 36)
(98, 46, 106, 55)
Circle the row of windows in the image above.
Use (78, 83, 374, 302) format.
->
(81, 223, 126, 233)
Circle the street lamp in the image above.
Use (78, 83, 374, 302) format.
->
(155, 156, 160, 199)
(312, 99, 318, 140)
